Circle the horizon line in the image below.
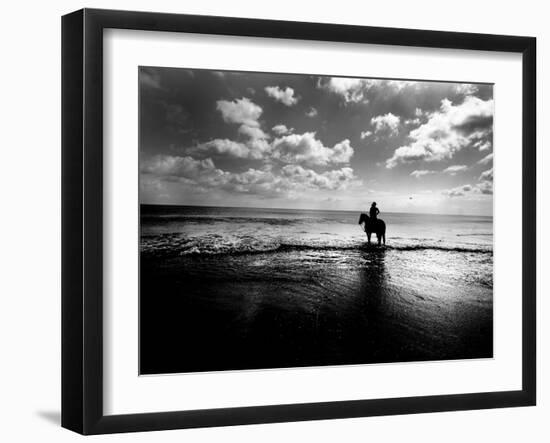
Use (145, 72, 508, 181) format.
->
(139, 202, 493, 218)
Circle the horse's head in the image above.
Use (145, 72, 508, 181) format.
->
(358, 213, 369, 224)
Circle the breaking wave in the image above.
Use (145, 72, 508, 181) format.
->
(141, 233, 493, 258)
(141, 215, 316, 226)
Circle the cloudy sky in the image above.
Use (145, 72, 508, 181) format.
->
(139, 67, 494, 215)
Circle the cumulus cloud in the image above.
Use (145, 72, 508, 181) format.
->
(264, 86, 299, 106)
(281, 165, 358, 191)
(473, 140, 492, 152)
(386, 96, 494, 168)
(195, 97, 356, 166)
(204, 97, 271, 159)
(306, 107, 318, 117)
(141, 155, 220, 179)
(318, 77, 375, 103)
(271, 132, 354, 167)
(441, 157, 493, 198)
(142, 155, 275, 195)
(476, 180, 493, 195)
(443, 184, 473, 197)
(455, 83, 479, 96)
(191, 127, 355, 166)
(246, 138, 272, 157)
(477, 153, 494, 165)
(238, 124, 269, 140)
(141, 155, 358, 197)
(404, 118, 421, 126)
(318, 77, 422, 104)
(216, 97, 262, 127)
(360, 130, 373, 139)
(209, 138, 271, 160)
(193, 139, 251, 159)
(442, 165, 468, 175)
(442, 167, 493, 197)
(479, 167, 493, 182)
(272, 124, 293, 136)
(410, 170, 436, 178)
(370, 113, 400, 136)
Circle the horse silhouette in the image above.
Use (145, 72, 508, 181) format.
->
(358, 213, 386, 245)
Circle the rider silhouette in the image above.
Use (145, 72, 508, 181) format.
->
(370, 202, 380, 220)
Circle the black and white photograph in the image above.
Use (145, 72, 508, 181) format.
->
(0, 0, 545, 438)
(139, 67, 494, 375)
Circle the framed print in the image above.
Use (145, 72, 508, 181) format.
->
(61, 8, 536, 435)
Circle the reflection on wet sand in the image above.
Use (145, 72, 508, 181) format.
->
(140, 245, 492, 374)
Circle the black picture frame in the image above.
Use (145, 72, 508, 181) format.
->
(62, 8, 536, 435)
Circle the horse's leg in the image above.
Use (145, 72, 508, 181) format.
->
(377, 232, 381, 246)
(367, 232, 371, 244)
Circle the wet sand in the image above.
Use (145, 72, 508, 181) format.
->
(140, 247, 493, 374)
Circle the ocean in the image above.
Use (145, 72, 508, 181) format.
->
(140, 204, 493, 374)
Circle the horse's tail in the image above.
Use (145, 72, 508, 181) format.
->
(381, 220, 386, 245)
